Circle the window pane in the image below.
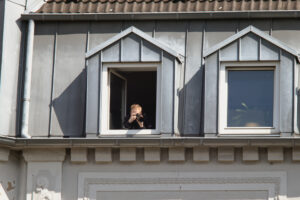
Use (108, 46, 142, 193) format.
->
(227, 70, 274, 127)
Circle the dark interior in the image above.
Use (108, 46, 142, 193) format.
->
(109, 70, 156, 129)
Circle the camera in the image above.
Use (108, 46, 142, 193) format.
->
(136, 114, 144, 122)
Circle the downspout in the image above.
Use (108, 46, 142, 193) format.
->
(21, 19, 34, 138)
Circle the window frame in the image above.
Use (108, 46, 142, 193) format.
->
(218, 62, 280, 135)
(100, 63, 161, 135)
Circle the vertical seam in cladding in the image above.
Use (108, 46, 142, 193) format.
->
(0, 0, 4, 88)
(202, 20, 207, 134)
(270, 19, 273, 36)
(279, 48, 282, 131)
(119, 40, 122, 62)
(98, 52, 102, 135)
(182, 21, 189, 135)
(172, 58, 175, 135)
(238, 38, 241, 61)
(153, 20, 157, 38)
(139, 38, 142, 62)
(140, 39, 143, 62)
(258, 37, 261, 61)
(216, 50, 220, 135)
(83, 22, 90, 136)
(48, 22, 58, 137)
(292, 57, 295, 133)
(160, 50, 164, 134)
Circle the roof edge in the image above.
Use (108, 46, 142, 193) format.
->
(203, 25, 300, 62)
(21, 11, 300, 21)
(1, 137, 300, 149)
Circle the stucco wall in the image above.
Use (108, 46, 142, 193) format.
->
(0, 151, 23, 200)
(0, 146, 298, 199)
(0, 0, 4, 71)
(60, 148, 300, 200)
(0, 0, 25, 137)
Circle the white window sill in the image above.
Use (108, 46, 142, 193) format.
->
(219, 127, 279, 135)
(100, 129, 160, 136)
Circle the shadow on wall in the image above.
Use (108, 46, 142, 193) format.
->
(16, 19, 27, 137)
(177, 64, 204, 137)
(52, 69, 86, 137)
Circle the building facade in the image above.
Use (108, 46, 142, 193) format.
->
(1, 0, 300, 199)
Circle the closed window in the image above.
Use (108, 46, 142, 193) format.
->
(219, 62, 279, 134)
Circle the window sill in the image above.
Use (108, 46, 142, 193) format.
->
(100, 129, 160, 136)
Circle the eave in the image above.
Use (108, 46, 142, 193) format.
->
(21, 11, 300, 21)
(1, 136, 300, 149)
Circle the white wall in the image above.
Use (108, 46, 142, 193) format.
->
(0, 151, 22, 200)
(62, 148, 300, 200)
(0, 0, 25, 136)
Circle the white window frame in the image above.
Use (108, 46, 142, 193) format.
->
(219, 62, 280, 135)
(100, 63, 161, 135)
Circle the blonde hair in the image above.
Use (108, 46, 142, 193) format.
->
(130, 104, 142, 111)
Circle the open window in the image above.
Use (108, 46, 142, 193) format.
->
(219, 62, 279, 134)
(101, 63, 161, 135)
(85, 26, 182, 137)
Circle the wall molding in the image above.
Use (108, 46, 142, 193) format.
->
(78, 172, 286, 200)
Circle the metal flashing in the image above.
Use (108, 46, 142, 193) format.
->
(86, 26, 183, 63)
(0, 136, 300, 149)
(204, 25, 300, 62)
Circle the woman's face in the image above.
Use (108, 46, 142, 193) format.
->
(131, 107, 142, 116)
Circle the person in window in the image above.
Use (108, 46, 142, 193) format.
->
(123, 104, 151, 129)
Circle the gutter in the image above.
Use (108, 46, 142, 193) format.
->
(21, 11, 300, 21)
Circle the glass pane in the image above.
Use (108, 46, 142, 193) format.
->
(227, 70, 274, 127)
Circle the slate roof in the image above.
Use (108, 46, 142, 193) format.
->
(36, 0, 300, 13)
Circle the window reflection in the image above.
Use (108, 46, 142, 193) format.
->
(227, 70, 274, 127)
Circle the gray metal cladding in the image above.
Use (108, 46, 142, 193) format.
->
(86, 55, 100, 135)
(50, 22, 88, 137)
(142, 40, 161, 62)
(280, 52, 294, 133)
(272, 19, 300, 53)
(161, 52, 175, 134)
(121, 34, 140, 62)
(240, 33, 259, 60)
(183, 21, 204, 135)
(29, 20, 300, 137)
(203, 52, 218, 135)
(205, 20, 238, 50)
(220, 41, 238, 61)
(260, 40, 280, 61)
(89, 21, 123, 50)
(102, 42, 120, 62)
(29, 23, 56, 136)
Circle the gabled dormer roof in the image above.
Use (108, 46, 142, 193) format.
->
(86, 26, 183, 63)
(204, 25, 300, 62)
